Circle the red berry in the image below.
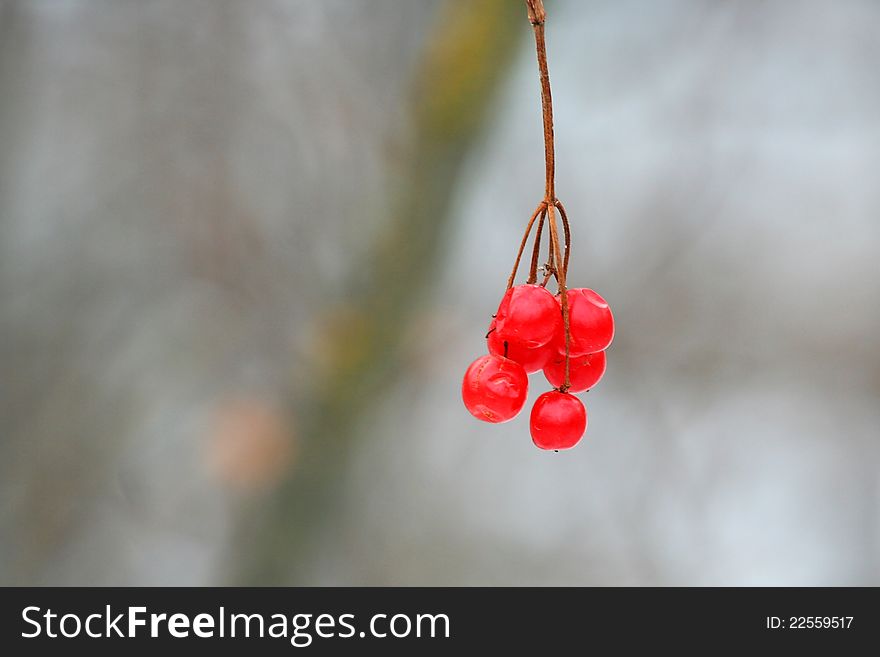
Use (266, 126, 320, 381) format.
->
(493, 284, 562, 350)
(487, 320, 553, 374)
(462, 354, 529, 423)
(530, 391, 587, 450)
(558, 288, 614, 355)
(544, 350, 606, 393)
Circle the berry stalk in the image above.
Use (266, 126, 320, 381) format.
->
(526, 0, 554, 202)
(506, 201, 548, 290)
(525, 0, 571, 390)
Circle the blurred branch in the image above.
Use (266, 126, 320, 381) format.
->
(229, 0, 524, 584)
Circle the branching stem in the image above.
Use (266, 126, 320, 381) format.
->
(506, 201, 547, 290)
(525, 0, 571, 390)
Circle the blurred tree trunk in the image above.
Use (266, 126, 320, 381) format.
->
(229, 0, 524, 584)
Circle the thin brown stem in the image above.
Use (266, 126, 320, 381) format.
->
(527, 0, 555, 203)
(555, 199, 571, 278)
(546, 204, 571, 390)
(506, 201, 547, 290)
(526, 0, 570, 390)
(527, 207, 547, 284)
(540, 224, 556, 287)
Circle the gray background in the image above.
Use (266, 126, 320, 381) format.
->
(1, 0, 878, 585)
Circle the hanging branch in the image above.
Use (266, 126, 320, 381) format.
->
(519, 0, 572, 390)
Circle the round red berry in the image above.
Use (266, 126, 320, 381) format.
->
(487, 320, 554, 374)
(529, 390, 587, 450)
(559, 288, 614, 355)
(462, 354, 529, 423)
(544, 350, 606, 393)
(493, 284, 562, 350)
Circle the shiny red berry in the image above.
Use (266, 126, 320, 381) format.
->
(462, 354, 529, 423)
(487, 320, 554, 374)
(544, 350, 606, 393)
(559, 288, 614, 355)
(529, 391, 587, 450)
(493, 284, 562, 350)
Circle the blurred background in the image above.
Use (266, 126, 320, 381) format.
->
(1, 0, 878, 586)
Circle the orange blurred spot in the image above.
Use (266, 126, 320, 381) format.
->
(205, 398, 295, 494)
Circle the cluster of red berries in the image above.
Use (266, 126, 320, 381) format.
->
(462, 284, 613, 450)
(463, 0, 610, 450)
